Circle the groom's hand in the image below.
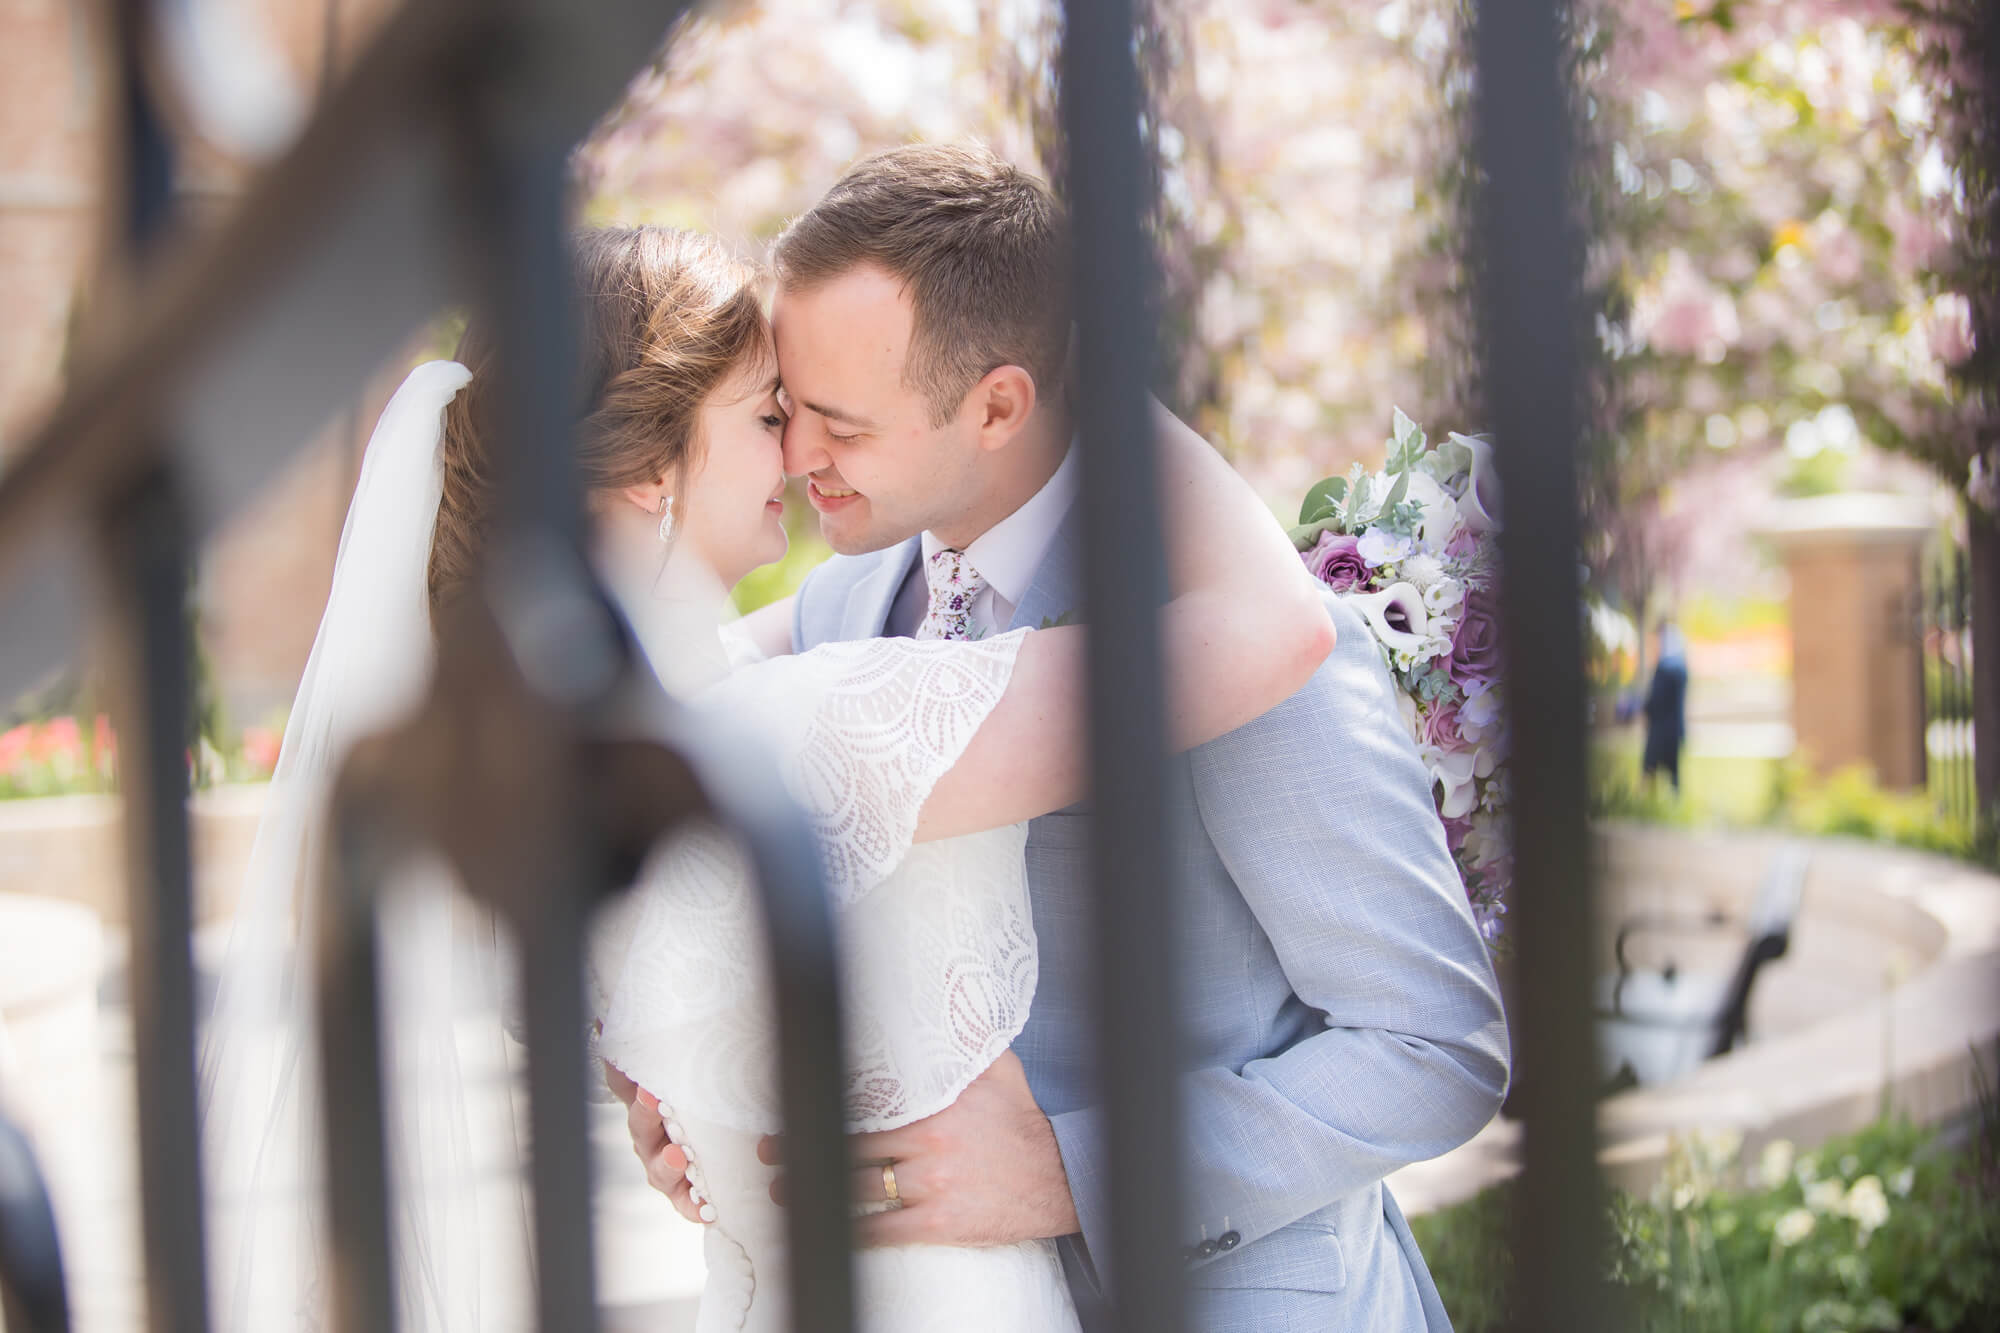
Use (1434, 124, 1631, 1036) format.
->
(607, 1064, 707, 1226)
(760, 1049, 1080, 1248)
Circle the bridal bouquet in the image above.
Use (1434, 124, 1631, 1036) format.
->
(1291, 410, 1509, 944)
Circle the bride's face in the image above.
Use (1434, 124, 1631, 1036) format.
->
(674, 355, 791, 586)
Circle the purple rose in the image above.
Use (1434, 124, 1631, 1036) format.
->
(1422, 699, 1471, 753)
(1305, 532, 1370, 592)
(1450, 589, 1503, 685)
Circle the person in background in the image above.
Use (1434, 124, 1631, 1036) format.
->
(1642, 620, 1689, 791)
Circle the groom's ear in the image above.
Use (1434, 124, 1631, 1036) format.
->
(969, 364, 1038, 452)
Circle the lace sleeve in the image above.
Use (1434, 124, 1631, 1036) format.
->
(695, 628, 1028, 906)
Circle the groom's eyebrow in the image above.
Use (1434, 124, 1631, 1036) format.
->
(801, 398, 878, 430)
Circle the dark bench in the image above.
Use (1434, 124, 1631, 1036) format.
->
(1595, 841, 1810, 1089)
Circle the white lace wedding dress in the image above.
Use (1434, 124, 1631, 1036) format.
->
(587, 626, 1082, 1333)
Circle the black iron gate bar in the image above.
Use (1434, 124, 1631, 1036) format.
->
(1923, 544, 1977, 832)
(0, 2, 1608, 1332)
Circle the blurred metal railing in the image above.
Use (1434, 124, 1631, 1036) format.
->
(0, 2, 1609, 1333)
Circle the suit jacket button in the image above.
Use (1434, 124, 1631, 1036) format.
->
(1219, 1231, 1241, 1250)
(1198, 1239, 1220, 1258)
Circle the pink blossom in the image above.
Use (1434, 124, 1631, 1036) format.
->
(242, 727, 282, 776)
(1641, 251, 1740, 360)
(33, 717, 80, 763)
(0, 725, 29, 774)
(1929, 293, 1976, 367)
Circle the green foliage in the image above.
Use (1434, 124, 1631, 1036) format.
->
(1764, 756, 1978, 858)
(730, 494, 832, 616)
(1593, 741, 1978, 861)
(1412, 1109, 2000, 1333)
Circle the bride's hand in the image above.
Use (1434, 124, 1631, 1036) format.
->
(609, 1065, 708, 1226)
(915, 405, 1333, 841)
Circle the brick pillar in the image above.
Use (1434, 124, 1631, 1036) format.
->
(1764, 494, 1934, 790)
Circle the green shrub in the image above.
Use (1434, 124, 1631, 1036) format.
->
(1411, 1108, 2000, 1333)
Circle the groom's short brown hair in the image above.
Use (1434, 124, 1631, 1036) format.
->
(773, 142, 1071, 426)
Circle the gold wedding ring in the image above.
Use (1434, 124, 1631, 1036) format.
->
(881, 1161, 901, 1207)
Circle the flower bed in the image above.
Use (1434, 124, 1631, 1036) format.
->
(1412, 1109, 2000, 1333)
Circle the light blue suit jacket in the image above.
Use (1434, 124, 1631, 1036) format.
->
(793, 506, 1510, 1331)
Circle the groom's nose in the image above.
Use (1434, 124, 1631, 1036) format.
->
(781, 415, 828, 478)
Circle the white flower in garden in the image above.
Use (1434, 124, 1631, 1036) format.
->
(1805, 1179, 1844, 1214)
(1774, 1208, 1816, 1247)
(1889, 1167, 1915, 1198)
(1757, 1139, 1796, 1189)
(1845, 1175, 1890, 1237)
(1357, 527, 1415, 567)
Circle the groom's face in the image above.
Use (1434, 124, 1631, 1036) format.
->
(772, 264, 983, 555)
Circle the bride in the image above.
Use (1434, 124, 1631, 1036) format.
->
(201, 224, 1331, 1331)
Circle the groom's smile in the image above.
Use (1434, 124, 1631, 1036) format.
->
(807, 476, 863, 511)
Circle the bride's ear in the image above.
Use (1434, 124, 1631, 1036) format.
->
(970, 366, 1037, 452)
(618, 483, 669, 515)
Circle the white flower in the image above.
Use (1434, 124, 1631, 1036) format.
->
(1805, 1179, 1844, 1214)
(1357, 527, 1415, 567)
(1424, 746, 1480, 819)
(1454, 433, 1502, 533)
(1401, 552, 1446, 590)
(1757, 1140, 1796, 1190)
(1402, 470, 1461, 547)
(1348, 583, 1431, 660)
(1422, 575, 1465, 615)
(1774, 1208, 1816, 1247)
(1889, 1167, 1915, 1197)
(1461, 681, 1502, 729)
(1845, 1176, 1889, 1236)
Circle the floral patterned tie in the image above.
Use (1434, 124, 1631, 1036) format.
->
(917, 546, 988, 641)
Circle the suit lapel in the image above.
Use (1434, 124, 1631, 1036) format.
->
(846, 537, 922, 640)
(1009, 499, 1083, 631)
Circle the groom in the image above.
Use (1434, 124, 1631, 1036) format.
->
(625, 143, 1510, 1330)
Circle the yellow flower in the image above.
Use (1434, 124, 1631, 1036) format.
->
(1773, 220, 1808, 252)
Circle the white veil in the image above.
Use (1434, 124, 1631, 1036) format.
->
(198, 358, 532, 1331)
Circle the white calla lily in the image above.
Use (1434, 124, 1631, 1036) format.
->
(1426, 747, 1480, 818)
(1450, 432, 1503, 533)
(1346, 582, 1430, 658)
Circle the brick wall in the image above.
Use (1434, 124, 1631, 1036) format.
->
(2, 0, 404, 728)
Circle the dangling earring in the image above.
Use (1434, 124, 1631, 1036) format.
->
(656, 494, 676, 546)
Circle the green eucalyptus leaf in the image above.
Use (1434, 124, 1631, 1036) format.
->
(1379, 468, 1411, 518)
(1289, 516, 1343, 551)
(1299, 475, 1348, 525)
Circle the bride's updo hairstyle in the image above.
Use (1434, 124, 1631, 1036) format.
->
(427, 226, 769, 618)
